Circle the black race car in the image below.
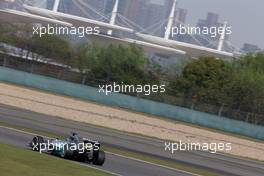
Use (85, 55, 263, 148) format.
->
(29, 133, 105, 166)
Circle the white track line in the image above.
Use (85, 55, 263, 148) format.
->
(0, 125, 52, 139)
(75, 162, 123, 176)
(106, 151, 201, 176)
(0, 125, 200, 176)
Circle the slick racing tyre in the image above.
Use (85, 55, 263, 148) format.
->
(93, 150, 105, 166)
(30, 136, 44, 152)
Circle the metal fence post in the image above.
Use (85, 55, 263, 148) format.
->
(218, 104, 224, 117)
(3, 56, 7, 67)
(82, 75, 87, 85)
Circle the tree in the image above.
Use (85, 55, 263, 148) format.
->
(74, 42, 158, 85)
(169, 56, 230, 105)
(31, 34, 72, 64)
(0, 23, 17, 45)
(223, 53, 264, 123)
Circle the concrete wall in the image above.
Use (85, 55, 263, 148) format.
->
(0, 66, 263, 140)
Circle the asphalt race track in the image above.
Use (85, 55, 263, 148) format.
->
(0, 127, 195, 176)
(0, 104, 263, 176)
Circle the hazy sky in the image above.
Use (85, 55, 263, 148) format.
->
(173, 0, 264, 49)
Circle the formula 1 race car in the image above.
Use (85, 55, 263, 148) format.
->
(29, 133, 105, 166)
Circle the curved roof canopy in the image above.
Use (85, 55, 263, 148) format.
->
(2, 4, 238, 59)
(0, 9, 72, 26)
(90, 34, 186, 57)
(136, 33, 235, 59)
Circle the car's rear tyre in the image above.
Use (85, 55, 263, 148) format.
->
(93, 150, 105, 166)
(30, 136, 44, 152)
(61, 145, 74, 159)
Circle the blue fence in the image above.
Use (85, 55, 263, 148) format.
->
(0, 67, 263, 140)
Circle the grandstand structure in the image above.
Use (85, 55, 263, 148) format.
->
(0, 0, 242, 59)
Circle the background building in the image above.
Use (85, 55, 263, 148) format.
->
(102, 0, 173, 36)
(242, 43, 261, 53)
(172, 8, 188, 41)
(0, 0, 23, 10)
(175, 8, 187, 25)
(194, 12, 230, 49)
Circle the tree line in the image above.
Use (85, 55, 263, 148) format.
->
(168, 55, 264, 124)
(1, 23, 263, 125)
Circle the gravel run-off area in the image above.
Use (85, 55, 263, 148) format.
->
(0, 83, 263, 161)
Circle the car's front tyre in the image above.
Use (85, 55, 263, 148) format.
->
(93, 150, 105, 166)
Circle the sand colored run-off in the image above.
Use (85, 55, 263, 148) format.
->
(0, 83, 263, 160)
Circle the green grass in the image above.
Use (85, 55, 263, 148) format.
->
(0, 143, 112, 176)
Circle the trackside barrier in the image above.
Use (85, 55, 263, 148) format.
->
(0, 67, 263, 140)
